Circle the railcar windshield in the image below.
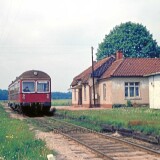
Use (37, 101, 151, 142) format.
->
(37, 81, 50, 92)
(22, 81, 35, 92)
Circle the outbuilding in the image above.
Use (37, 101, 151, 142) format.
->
(147, 73, 160, 109)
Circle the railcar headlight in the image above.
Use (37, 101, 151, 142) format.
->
(47, 94, 49, 99)
(22, 94, 25, 100)
(34, 71, 38, 76)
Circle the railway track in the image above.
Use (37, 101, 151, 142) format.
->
(29, 117, 160, 160)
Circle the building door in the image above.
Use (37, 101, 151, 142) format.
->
(78, 88, 82, 105)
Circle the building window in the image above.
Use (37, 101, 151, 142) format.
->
(74, 89, 76, 101)
(125, 82, 140, 98)
(103, 84, 106, 100)
(84, 86, 86, 101)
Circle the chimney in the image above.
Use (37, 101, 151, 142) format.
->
(116, 51, 123, 60)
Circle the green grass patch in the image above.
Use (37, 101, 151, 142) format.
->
(0, 103, 55, 160)
(55, 107, 160, 136)
(51, 99, 71, 106)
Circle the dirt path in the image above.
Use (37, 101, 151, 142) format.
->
(36, 131, 103, 160)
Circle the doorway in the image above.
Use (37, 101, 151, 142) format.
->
(78, 88, 82, 105)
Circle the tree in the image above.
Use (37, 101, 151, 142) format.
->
(51, 92, 72, 99)
(96, 22, 159, 60)
(0, 89, 8, 100)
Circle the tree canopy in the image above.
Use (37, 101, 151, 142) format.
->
(96, 22, 159, 60)
(0, 89, 8, 100)
(51, 92, 72, 99)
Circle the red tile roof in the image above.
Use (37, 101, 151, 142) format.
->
(101, 59, 123, 79)
(72, 56, 160, 85)
(71, 57, 112, 86)
(112, 58, 160, 77)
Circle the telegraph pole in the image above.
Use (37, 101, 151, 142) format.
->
(91, 46, 96, 107)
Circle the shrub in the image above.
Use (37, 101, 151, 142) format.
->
(112, 104, 126, 108)
(50, 107, 57, 116)
(78, 115, 87, 121)
(127, 100, 132, 107)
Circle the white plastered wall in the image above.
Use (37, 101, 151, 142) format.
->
(149, 75, 160, 109)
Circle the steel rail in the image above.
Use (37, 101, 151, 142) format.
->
(31, 118, 113, 160)
(31, 117, 160, 159)
(49, 117, 160, 157)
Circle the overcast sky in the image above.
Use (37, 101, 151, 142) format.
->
(0, 0, 160, 92)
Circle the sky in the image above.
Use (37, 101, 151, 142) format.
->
(0, 0, 160, 92)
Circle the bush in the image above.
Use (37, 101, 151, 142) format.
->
(127, 100, 132, 107)
(78, 115, 87, 121)
(112, 104, 126, 108)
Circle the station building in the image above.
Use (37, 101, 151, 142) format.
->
(71, 51, 160, 109)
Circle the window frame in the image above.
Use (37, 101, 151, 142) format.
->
(84, 85, 87, 101)
(125, 82, 140, 99)
(103, 83, 106, 101)
(22, 80, 36, 93)
(36, 80, 50, 93)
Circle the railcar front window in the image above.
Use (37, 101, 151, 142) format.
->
(23, 82, 35, 92)
(37, 81, 49, 92)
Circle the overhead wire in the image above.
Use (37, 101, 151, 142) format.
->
(0, 0, 23, 49)
(0, 0, 13, 44)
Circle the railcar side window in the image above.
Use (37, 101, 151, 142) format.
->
(37, 81, 49, 92)
(23, 81, 35, 92)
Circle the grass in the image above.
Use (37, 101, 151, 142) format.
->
(51, 99, 72, 106)
(0, 103, 55, 160)
(55, 107, 160, 136)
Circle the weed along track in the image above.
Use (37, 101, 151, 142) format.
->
(29, 117, 160, 160)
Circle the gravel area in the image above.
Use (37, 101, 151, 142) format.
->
(53, 106, 110, 111)
(36, 131, 103, 160)
(3, 103, 26, 120)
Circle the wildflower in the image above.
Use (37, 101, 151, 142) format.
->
(6, 135, 14, 139)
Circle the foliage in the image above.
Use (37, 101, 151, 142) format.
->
(97, 22, 159, 60)
(0, 90, 8, 100)
(51, 99, 72, 106)
(56, 107, 160, 136)
(0, 103, 54, 159)
(112, 104, 126, 108)
(126, 100, 132, 107)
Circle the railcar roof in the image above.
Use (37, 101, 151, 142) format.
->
(19, 70, 50, 79)
(9, 70, 51, 86)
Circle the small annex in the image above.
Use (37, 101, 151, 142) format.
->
(146, 72, 160, 109)
(71, 51, 160, 108)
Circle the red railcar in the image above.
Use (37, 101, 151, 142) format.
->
(8, 70, 51, 114)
